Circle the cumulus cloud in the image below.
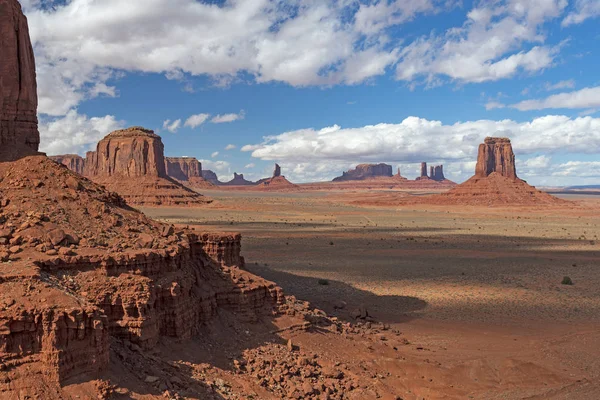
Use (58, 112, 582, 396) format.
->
(510, 86, 600, 111)
(211, 110, 246, 124)
(39, 110, 124, 156)
(199, 159, 232, 181)
(162, 119, 181, 133)
(184, 113, 211, 128)
(211, 151, 219, 158)
(522, 155, 552, 169)
(243, 115, 600, 167)
(562, 0, 600, 26)
(552, 161, 600, 178)
(225, 144, 237, 151)
(395, 0, 566, 85)
(244, 163, 256, 169)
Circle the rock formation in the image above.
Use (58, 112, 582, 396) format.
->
(202, 169, 221, 185)
(0, 0, 40, 161)
(84, 127, 211, 206)
(333, 163, 393, 181)
(49, 154, 86, 175)
(430, 165, 445, 181)
(420, 162, 428, 179)
(164, 156, 202, 181)
(475, 137, 517, 179)
(222, 172, 255, 186)
(273, 163, 281, 177)
(418, 137, 565, 206)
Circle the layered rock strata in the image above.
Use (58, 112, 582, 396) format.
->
(0, 0, 40, 161)
(475, 137, 517, 179)
(49, 154, 86, 175)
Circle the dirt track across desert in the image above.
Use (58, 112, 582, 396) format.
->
(143, 190, 600, 399)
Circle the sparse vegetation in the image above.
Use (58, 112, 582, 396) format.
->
(561, 276, 573, 285)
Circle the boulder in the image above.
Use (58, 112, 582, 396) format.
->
(0, 0, 40, 161)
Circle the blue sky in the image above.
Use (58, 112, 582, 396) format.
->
(23, 0, 600, 184)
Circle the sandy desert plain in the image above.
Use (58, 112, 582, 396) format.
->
(143, 188, 600, 400)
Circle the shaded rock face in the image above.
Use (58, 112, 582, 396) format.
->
(430, 165, 445, 181)
(165, 157, 202, 181)
(0, 0, 39, 161)
(84, 127, 167, 178)
(333, 163, 393, 181)
(420, 162, 428, 178)
(475, 137, 517, 179)
(202, 169, 221, 185)
(273, 163, 281, 178)
(49, 154, 86, 175)
(223, 173, 255, 186)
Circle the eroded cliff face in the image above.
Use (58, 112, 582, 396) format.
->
(333, 164, 393, 181)
(85, 127, 167, 178)
(49, 154, 86, 175)
(164, 157, 203, 181)
(202, 169, 221, 185)
(0, 157, 282, 394)
(0, 0, 39, 161)
(475, 137, 517, 179)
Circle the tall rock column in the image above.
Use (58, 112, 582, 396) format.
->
(273, 163, 281, 178)
(475, 137, 517, 179)
(420, 162, 428, 178)
(0, 0, 40, 161)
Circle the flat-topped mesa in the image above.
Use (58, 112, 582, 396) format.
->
(475, 137, 517, 179)
(0, 0, 40, 161)
(85, 127, 167, 178)
(333, 163, 393, 181)
(165, 156, 202, 181)
(49, 154, 86, 175)
(273, 163, 281, 178)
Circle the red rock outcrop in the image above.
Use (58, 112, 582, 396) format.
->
(0, 0, 40, 161)
(49, 154, 86, 175)
(254, 165, 299, 191)
(333, 163, 393, 182)
(164, 156, 202, 181)
(415, 137, 566, 206)
(84, 127, 211, 206)
(0, 156, 282, 396)
(475, 137, 517, 179)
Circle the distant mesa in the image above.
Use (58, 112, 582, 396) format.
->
(333, 163, 394, 181)
(0, 0, 40, 161)
(202, 169, 222, 185)
(164, 156, 215, 189)
(255, 164, 299, 191)
(51, 127, 211, 206)
(222, 172, 255, 186)
(424, 137, 566, 206)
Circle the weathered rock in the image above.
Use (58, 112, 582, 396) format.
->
(222, 173, 255, 186)
(0, 0, 40, 161)
(333, 164, 393, 181)
(49, 155, 86, 175)
(164, 157, 202, 181)
(475, 137, 517, 179)
(85, 127, 167, 178)
(202, 169, 221, 185)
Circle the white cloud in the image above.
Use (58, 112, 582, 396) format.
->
(244, 163, 256, 169)
(552, 161, 600, 178)
(211, 151, 219, 158)
(562, 0, 600, 26)
(544, 79, 575, 91)
(211, 110, 246, 124)
(395, 1, 566, 85)
(199, 159, 232, 181)
(243, 115, 600, 164)
(225, 144, 237, 151)
(184, 113, 211, 128)
(162, 119, 181, 133)
(39, 110, 124, 156)
(510, 86, 600, 111)
(523, 155, 552, 169)
(485, 101, 506, 110)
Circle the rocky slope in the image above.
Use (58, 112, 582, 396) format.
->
(0, 0, 39, 161)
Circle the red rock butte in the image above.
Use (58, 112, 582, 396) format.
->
(0, 0, 40, 161)
(475, 137, 517, 179)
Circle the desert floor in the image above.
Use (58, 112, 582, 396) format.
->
(142, 190, 600, 399)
